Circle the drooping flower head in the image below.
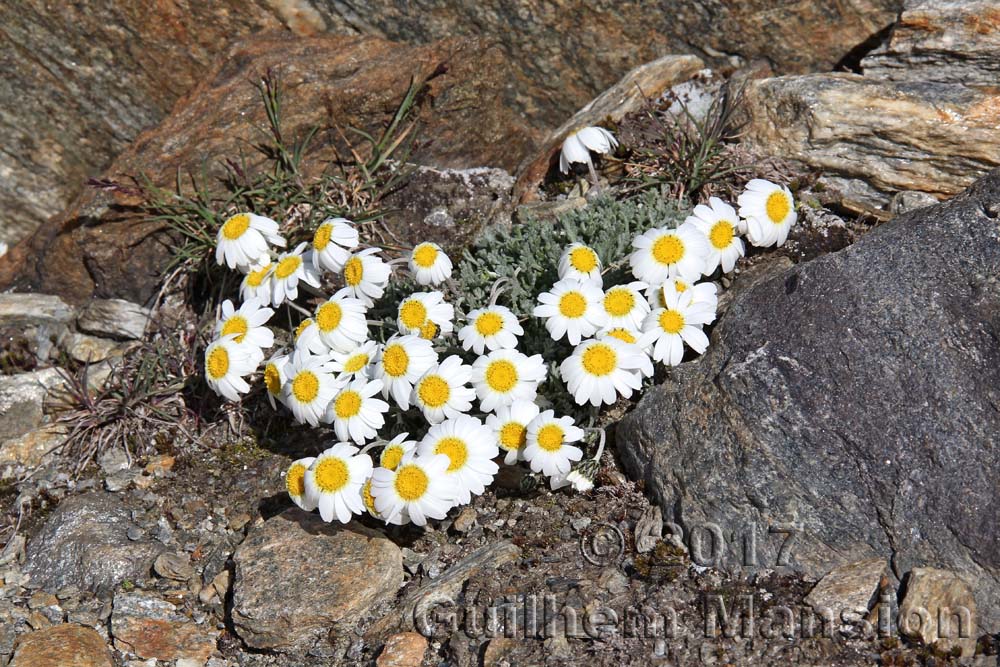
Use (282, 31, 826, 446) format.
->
(559, 127, 618, 174)
(312, 218, 359, 273)
(285, 456, 317, 511)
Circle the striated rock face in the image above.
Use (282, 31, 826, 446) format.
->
(11, 624, 113, 667)
(0, 34, 542, 305)
(231, 509, 403, 653)
(898, 567, 978, 657)
(862, 0, 1000, 84)
(742, 74, 1000, 202)
(617, 171, 1000, 634)
(0, 0, 901, 245)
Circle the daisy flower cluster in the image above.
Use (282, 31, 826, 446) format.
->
(203, 167, 796, 529)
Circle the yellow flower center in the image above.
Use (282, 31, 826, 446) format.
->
(221, 213, 250, 240)
(313, 223, 332, 251)
(206, 346, 229, 380)
(435, 437, 468, 472)
(344, 256, 363, 286)
(581, 343, 617, 376)
(485, 360, 518, 393)
(675, 280, 688, 293)
(246, 264, 271, 288)
(294, 318, 313, 340)
(343, 353, 369, 374)
(569, 246, 598, 273)
(333, 390, 362, 419)
(558, 292, 587, 319)
(313, 457, 350, 493)
(395, 464, 429, 501)
(264, 363, 282, 395)
(316, 301, 343, 332)
(412, 243, 438, 268)
(285, 463, 307, 498)
(291, 370, 320, 403)
(274, 255, 302, 280)
(603, 288, 635, 317)
(362, 478, 379, 516)
(766, 191, 791, 223)
(606, 328, 637, 344)
(417, 375, 450, 408)
(652, 234, 684, 265)
(709, 220, 734, 249)
(419, 320, 439, 340)
(399, 299, 428, 330)
(220, 315, 249, 343)
(536, 424, 565, 452)
(381, 445, 404, 471)
(381, 344, 409, 377)
(498, 422, 526, 452)
(475, 312, 503, 336)
(659, 309, 685, 334)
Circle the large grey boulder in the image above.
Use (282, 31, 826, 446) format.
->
(617, 171, 1000, 633)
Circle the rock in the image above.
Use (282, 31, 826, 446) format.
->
(889, 190, 941, 215)
(514, 54, 705, 202)
(451, 507, 477, 533)
(76, 299, 150, 340)
(742, 73, 1000, 203)
(231, 509, 403, 653)
(0, 424, 68, 471)
(111, 591, 218, 663)
(376, 632, 428, 667)
(152, 553, 194, 582)
(61, 333, 125, 364)
(1, 34, 541, 305)
(899, 568, 978, 657)
(10, 624, 113, 667)
(0, 368, 65, 442)
(0, 293, 73, 329)
(862, 0, 1000, 85)
(803, 559, 886, 620)
(617, 171, 1000, 633)
(24, 493, 160, 595)
(382, 165, 515, 253)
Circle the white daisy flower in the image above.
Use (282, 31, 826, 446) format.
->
(313, 289, 368, 353)
(371, 451, 453, 526)
(281, 350, 341, 426)
(532, 278, 608, 345)
(204, 335, 258, 402)
(558, 243, 603, 285)
(598, 329, 654, 378)
(457, 305, 523, 355)
(560, 338, 649, 407)
(325, 377, 389, 445)
(559, 127, 618, 174)
(312, 217, 358, 273)
(523, 411, 584, 478)
(638, 289, 717, 366)
(471, 349, 546, 412)
(262, 352, 289, 409)
(600, 281, 650, 332)
(329, 340, 377, 380)
(409, 242, 453, 286)
(550, 469, 595, 492)
(304, 443, 373, 524)
(411, 355, 475, 424)
(417, 415, 499, 505)
(215, 212, 286, 270)
(397, 291, 454, 337)
(271, 242, 321, 306)
(686, 197, 745, 274)
(342, 248, 391, 307)
(485, 400, 540, 465)
(239, 260, 274, 304)
(361, 476, 408, 525)
(646, 277, 719, 314)
(379, 432, 417, 471)
(215, 298, 274, 364)
(285, 456, 317, 511)
(372, 334, 438, 410)
(738, 179, 796, 247)
(293, 318, 331, 356)
(630, 223, 709, 285)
